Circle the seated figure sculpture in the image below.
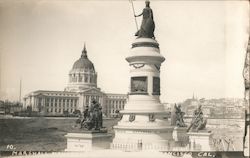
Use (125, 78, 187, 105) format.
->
(187, 105, 207, 132)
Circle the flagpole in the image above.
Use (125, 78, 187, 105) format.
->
(19, 77, 22, 103)
(130, 0, 139, 31)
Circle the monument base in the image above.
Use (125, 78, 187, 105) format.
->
(172, 127, 188, 142)
(65, 130, 112, 151)
(112, 126, 174, 151)
(187, 131, 212, 151)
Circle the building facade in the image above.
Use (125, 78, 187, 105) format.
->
(23, 44, 127, 117)
(105, 93, 127, 118)
(0, 100, 22, 115)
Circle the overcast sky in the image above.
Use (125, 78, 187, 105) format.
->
(0, 0, 249, 103)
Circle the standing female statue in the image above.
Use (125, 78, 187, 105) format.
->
(134, 0, 155, 38)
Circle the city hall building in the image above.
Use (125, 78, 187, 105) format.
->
(23, 45, 127, 117)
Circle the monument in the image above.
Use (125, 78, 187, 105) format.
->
(65, 99, 111, 151)
(112, 0, 174, 151)
(187, 105, 212, 151)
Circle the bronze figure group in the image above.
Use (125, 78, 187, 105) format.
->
(174, 104, 187, 127)
(187, 105, 207, 132)
(76, 99, 103, 131)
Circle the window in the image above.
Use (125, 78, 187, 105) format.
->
(90, 76, 93, 83)
(84, 75, 88, 82)
(79, 74, 82, 82)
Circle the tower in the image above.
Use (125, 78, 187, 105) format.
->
(112, 1, 174, 151)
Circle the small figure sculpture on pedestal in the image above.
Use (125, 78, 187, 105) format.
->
(174, 104, 187, 127)
(76, 99, 104, 131)
(134, 0, 155, 38)
(66, 100, 110, 151)
(172, 104, 188, 142)
(187, 105, 207, 132)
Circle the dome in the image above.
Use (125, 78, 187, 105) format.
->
(72, 57, 95, 70)
(72, 44, 95, 71)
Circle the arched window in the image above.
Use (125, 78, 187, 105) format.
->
(79, 74, 82, 82)
(72, 74, 75, 82)
(90, 75, 93, 83)
(84, 74, 88, 82)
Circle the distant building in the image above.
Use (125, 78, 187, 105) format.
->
(23, 44, 127, 117)
(182, 96, 244, 118)
(182, 94, 200, 117)
(0, 100, 4, 114)
(0, 100, 22, 115)
(105, 94, 127, 118)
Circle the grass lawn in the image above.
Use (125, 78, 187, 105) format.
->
(0, 117, 119, 151)
(0, 117, 244, 151)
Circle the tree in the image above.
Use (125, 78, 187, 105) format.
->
(26, 106, 32, 116)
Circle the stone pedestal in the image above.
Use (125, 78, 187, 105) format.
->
(172, 127, 188, 142)
(65, 131, 112, 151)
(188, 131, 212, 151)
(112, 38, 174, 151)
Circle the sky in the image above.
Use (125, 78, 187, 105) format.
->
(0, 0, 249, 103)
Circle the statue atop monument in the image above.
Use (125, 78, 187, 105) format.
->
(134, 0, 155, 38)
(76, 99, 103, 131)
(187, 105, 207, 132)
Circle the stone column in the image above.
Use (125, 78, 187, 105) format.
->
(89, 96, 91, 106)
